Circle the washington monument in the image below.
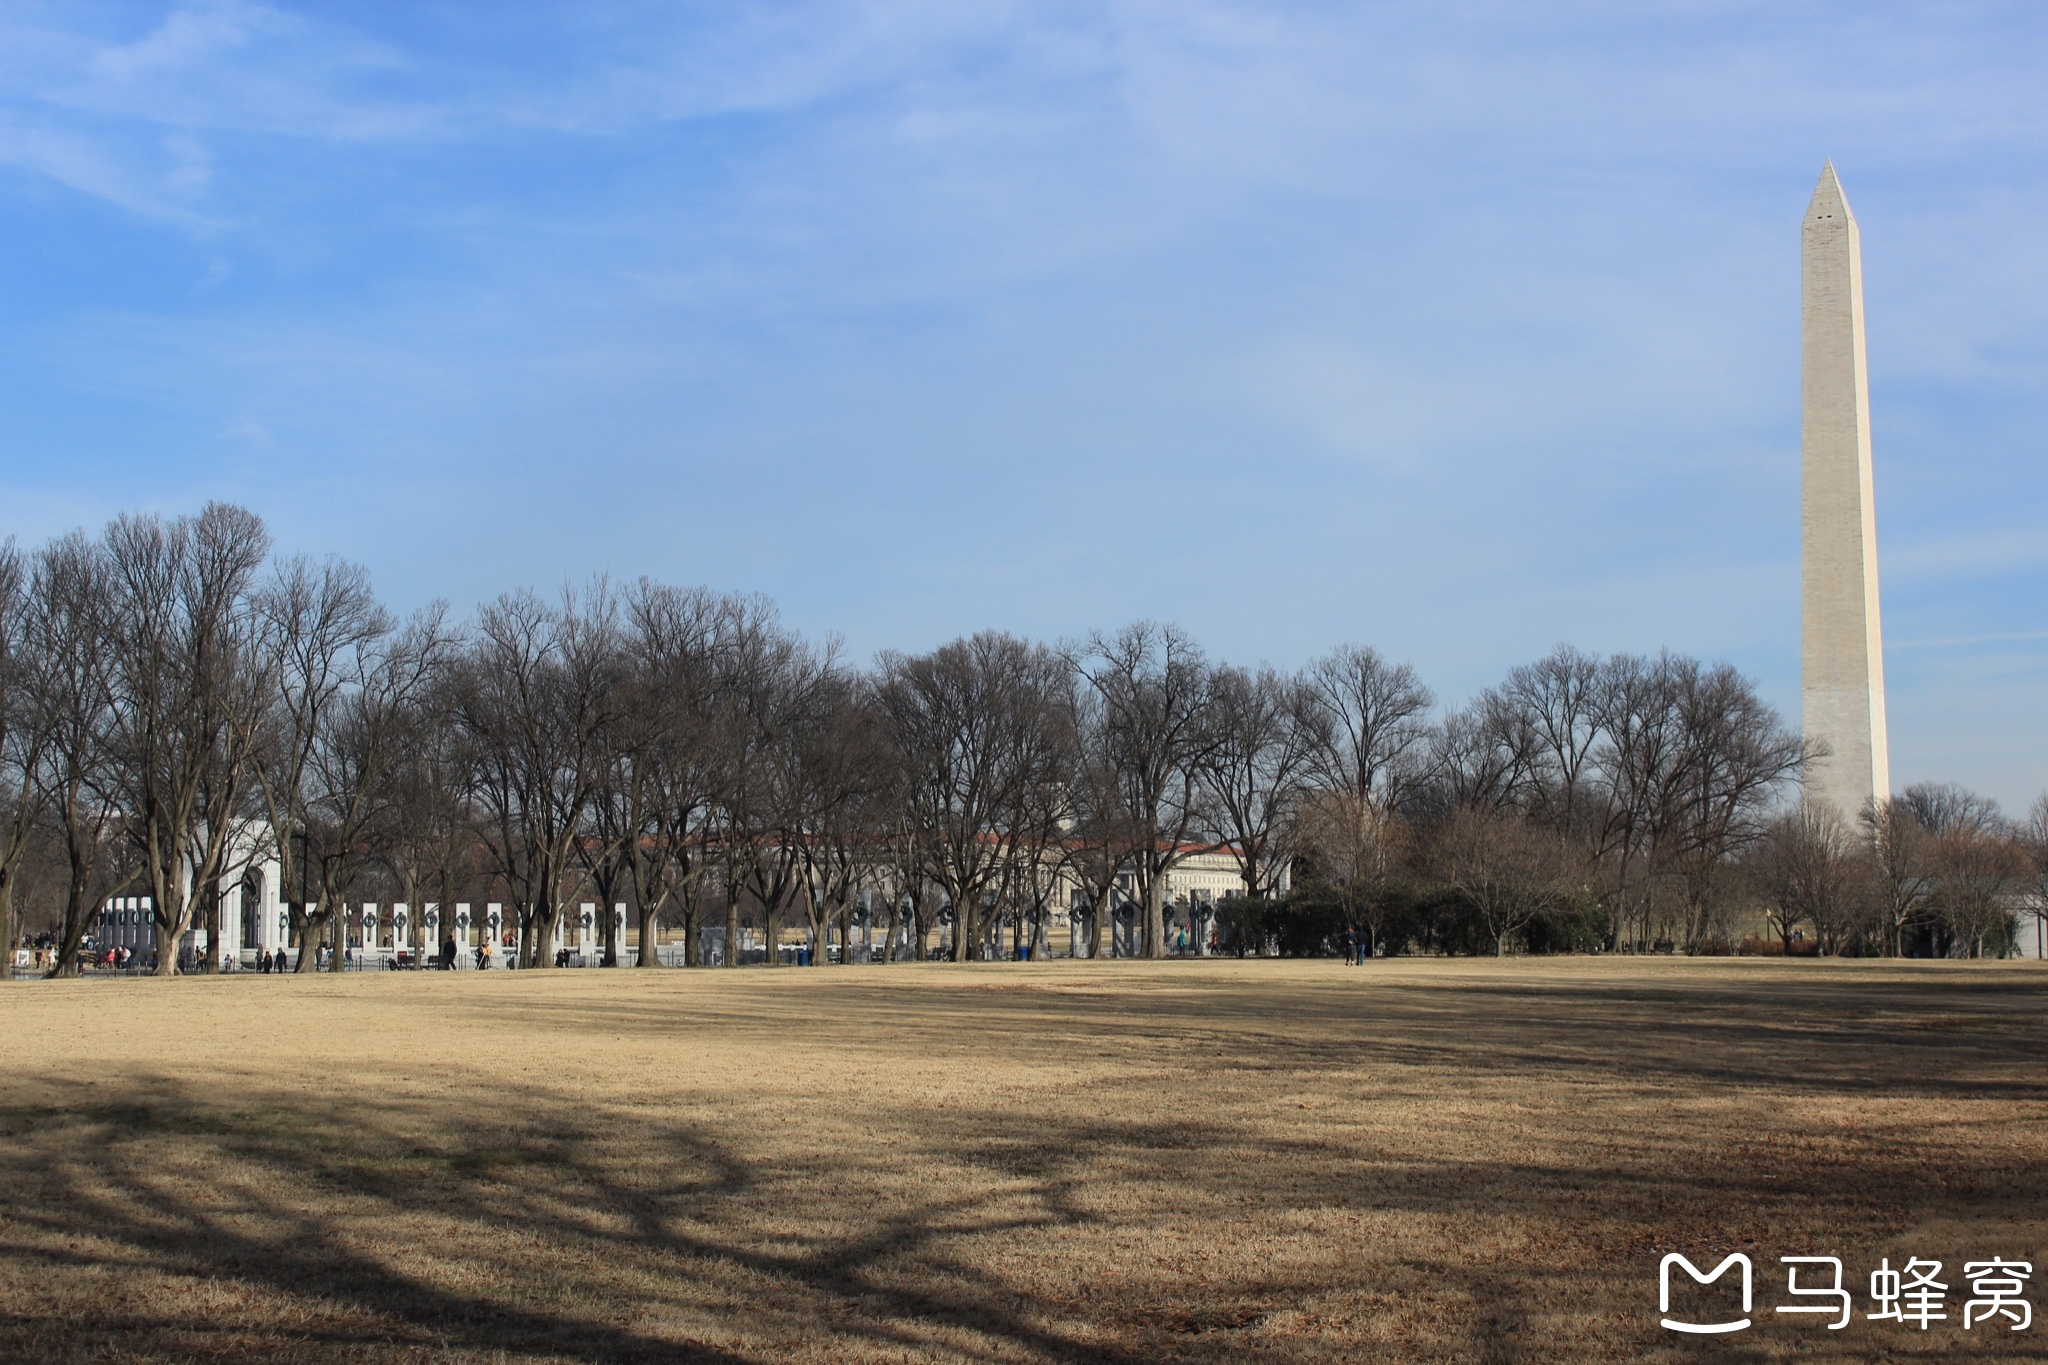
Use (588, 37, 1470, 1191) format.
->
(1801, 161, 1890, 818)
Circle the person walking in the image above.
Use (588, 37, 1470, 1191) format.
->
(1342, 927, 1358, 966)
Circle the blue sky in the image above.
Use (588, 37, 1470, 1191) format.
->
(2, 2, 2044, 808)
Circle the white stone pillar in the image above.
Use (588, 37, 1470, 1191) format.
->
(486, 903, 504, 966)
(221, 880, 241, 966)
(454, 902, 474, 967)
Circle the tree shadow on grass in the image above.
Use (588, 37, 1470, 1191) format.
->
(6, 1065, 2037, 1365)
(0, 1079, 1196, 1364)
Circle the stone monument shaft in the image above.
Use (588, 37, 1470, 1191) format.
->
(1801, 161, 1890, 816)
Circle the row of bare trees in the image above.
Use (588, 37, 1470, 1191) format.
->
(1746, 786, 2048, 958)
(1, 505, 2035, 976)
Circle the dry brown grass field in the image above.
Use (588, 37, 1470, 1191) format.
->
(2, 957, 2045, 1363)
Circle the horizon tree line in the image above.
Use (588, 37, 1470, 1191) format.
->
(1, 503, 2042, 977)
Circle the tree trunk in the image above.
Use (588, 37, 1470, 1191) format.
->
(51, 864, 95, 979)
(150, 864, 188, 976)
(528, 905, 554, 968)
(724, 892, 741, 968)
(951, 895, 971, 963)
(0, 877, 14, 981)
(1144, 878, 1165, 959)
(639, 900, 664, 968)
(153, 913, 185, 976)
(1088, 886, 1109, 960)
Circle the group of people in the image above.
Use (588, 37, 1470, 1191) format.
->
(31, 936, 160, 973)
(239, 938, 506, 972)
(251, 943, 357, 972)
(14, 934, 63, 973)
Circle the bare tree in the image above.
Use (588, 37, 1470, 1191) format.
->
(1862, 797, 1934, 957)
(1424, 693, 1534, 817)
(1661, 660, 1808, 951)
(792, 671, 889, 964)
(0, 541, 54, 979)
(1583, 653, 1805, 953)
(248, 556, 391, 970)
(1294, 787, 1408, 957)
(1921, 803, 2025, 959)
(707, 603, 827, 968)
(580, 592, 664, 968)
(2022, 795, 2048, 960)
(381, 690, 475, 963)
(1900, 782, 2003, 841)
(1877, 783, 2019, 958)
(1496, 645, 1606, 838)
(24, 535, 124, 977)
(1303, 644, 1434, 813)
(879, 632, 1071, 963)
(595, 583, 730, 968)
(300, 605, 455, 968)
(1435, 805, 1575, 957)
(452, 584, 623, 969)
(1054, 681, 1131, 960)
(1072, 623, 1216, 959)
(1200, 665, 1317, 911)
(1584, 653, 1685, 949)
(98, 505, 274, 975)
(1745, 802, 1864, 953)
